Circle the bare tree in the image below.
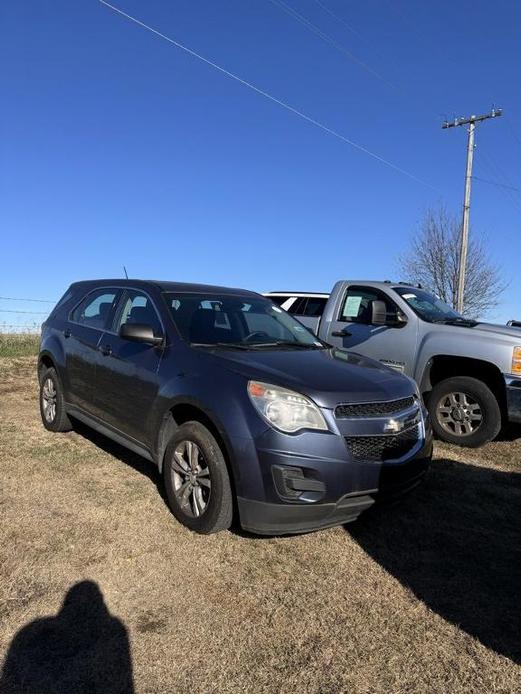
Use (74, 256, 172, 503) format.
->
(399, 206, 506, 318)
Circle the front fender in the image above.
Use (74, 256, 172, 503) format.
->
(150, 370, 268, 499)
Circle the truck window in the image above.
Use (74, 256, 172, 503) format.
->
(287, 297, 308, 315)
(338, 287, 397, 324)
(303, 297, 327, 317)
(267, 295, 297, 311)
(286, 297, 328, 317)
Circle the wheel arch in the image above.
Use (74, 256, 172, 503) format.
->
(156, 399, 237, 477)
(156, 400, 240, 521)
(421, 355, 507, 416)
(38, 351, 57, 378)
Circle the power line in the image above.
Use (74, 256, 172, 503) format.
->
(98, 1, 438, 191)
(0, 296, 56, 303)
(1, 325, 42, 329)
(312, 0, 362, 39)
(476, 147, 521, 216)
(0, 309, 49, 315)
(504, 115, 521, 149)
(268, 0, 395, 88)
(473, 176, 521, 194)
(312, 0, 444, 126)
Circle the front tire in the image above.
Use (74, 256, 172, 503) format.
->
(428, 376, 501, 447)
(163, 421, 233, 534)
(39, 366, 73, 432)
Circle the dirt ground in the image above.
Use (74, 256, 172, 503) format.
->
(0, 356, 519, 693)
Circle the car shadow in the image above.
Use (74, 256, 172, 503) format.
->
(496, 422, 521, 442)
(347, 457, 521, 663)
(69, 420, 248, 530)
(70, 420, 168, 505)
(0, 581, 134, 693)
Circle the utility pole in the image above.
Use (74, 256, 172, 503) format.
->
(442, 108, 502, 313)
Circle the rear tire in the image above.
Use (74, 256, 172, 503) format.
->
(163, 421, 233, 534)
(428, 376, 501, 447)
(39, 366, 73, 432)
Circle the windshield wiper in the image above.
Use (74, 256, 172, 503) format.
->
(191, 342, 254, 350)
(249, 341, 325, 349)
(433, 317, 478, 327)
(191, 340, 325, 350)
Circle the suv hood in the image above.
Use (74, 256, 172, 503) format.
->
(204, 347, 415, 409)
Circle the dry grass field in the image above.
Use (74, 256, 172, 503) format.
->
(0, 355, 520, 693)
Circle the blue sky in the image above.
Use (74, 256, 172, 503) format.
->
(1, 0, 520, 326)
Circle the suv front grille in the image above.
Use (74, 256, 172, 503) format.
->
(335, 396, 415, 418)
(345, 424, 421, 462)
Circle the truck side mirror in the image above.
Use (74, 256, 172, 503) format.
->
(370, 300, 388, 325)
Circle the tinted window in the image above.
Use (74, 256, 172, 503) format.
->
(268, 296, 288, 307)
(287, 297, 308, 315)
(115, 291, 163, 336)
(303, 297, 327, 317)
(339, 287, 396, 324)
(71, 289, 118, 330)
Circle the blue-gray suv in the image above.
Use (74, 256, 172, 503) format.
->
(38, 280, 432, 535)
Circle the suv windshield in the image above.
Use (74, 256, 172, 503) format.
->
(163, 292, 325, 349)
(393, 286, 464, 323)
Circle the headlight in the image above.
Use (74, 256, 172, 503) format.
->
(247, 381, 328, 433)
(512, 347, 521, 375)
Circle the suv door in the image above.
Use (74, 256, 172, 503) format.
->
(65, 288, 120, 413)
(328, 285, 418, 376)
(95, 289, 165, 443)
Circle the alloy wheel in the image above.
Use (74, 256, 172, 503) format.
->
(42, 378, 57, 423)
(171, 440, 211, 517)
(436, 391, 483, 437)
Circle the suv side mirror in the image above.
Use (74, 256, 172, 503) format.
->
(370, 300, 388, 326)
(119, 323, 163, 346)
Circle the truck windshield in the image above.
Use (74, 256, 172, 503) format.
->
(163, 292, 325, 349)
(393, 287, 464, 323)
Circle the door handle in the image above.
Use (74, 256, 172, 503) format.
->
(332, 330, 352, 338)
(99, 344, 113, 357)
(64, 328, 71, 338)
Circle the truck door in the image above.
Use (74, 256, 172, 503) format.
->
(327, 285, 418, 377)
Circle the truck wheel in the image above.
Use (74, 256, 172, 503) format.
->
(39, 366, 73, 432)
(162, 421, 233, 534)
(428, 376, 501, 447)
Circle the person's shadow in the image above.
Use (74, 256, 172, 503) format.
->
(347, 457, 521, 663)
(0, 581, 134, 693)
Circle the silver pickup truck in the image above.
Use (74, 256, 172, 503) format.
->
(266, 281, 521, 447)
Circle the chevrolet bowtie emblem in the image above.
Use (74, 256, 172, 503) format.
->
(384, 418, 403, 434)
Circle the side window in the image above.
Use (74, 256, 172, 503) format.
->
(287, 297, 308, 316)
(303, 297, 327, 317)
(268, 296, 287, 307)
(339, 287, 396, 324)
(71, 289, 118, 330)
(115, 291, 163, 336)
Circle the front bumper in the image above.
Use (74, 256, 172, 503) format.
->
(505, 375, 521, 423)
(237, 492, 376, 535)
(236, 423, 433, 536)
